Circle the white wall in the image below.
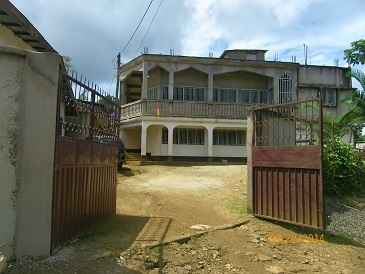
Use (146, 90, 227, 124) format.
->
(173, 145, 206, 156)
(0, 48, 24, 260)
(121, 127, 141, 149)
(0, 47, 61, 259)
(213, 146, 247, 157)
(146, 125, 161, 156)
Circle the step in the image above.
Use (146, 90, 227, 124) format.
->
(126, 152, 141, 161)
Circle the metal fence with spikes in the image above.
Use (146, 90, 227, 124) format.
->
(58, 70, 121, 141)
(52, 69, 121, 253)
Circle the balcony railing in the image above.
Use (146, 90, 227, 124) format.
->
(120, 100, 255, 120)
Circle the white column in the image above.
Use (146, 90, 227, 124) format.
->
(273, 77, 278, 104)
(168, 125, 174, 157)
(207, 126, 214, 158)
(168, 71, 174, 100)
(208, 72, 214, 101)
(141, 122, 147, 156)
(142, 63, 149, 99)
(121, 82, 126, 105)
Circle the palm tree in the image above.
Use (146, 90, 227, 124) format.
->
(341, 69, 365, 145)
(341, 69, 365, 125)
(301, 103, 350, 143)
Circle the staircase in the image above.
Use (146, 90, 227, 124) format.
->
(126, 152, 141, 163)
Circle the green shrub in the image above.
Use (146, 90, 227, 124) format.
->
(323, 137, 365, 196)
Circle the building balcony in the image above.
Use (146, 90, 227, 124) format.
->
(120, 100, 254, 121)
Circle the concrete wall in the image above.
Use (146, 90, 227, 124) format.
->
(174, 68, 208, 87)
(298, 66, 350, 88)
(173, 145, 206, 157)
(147, 66, 163, 88)
(146, 125, 161, 155)
(221, 50, 266, 61)
(121, 127, 142, 150)
(213, 145, 247, 157)
(0, 47, 24, 260)
(213, 70, 269, 90)
(0, 46, 61, 260)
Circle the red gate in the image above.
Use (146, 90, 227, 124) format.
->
(251, 99, 325, 230)
(52, 70, 121, 252)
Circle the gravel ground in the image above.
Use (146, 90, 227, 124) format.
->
(325, 197, 365, 244)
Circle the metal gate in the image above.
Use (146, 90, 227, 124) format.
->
(52, 70, 121, 252)
(251, 98, 325, 230)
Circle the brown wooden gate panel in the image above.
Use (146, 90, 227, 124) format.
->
(251, 99, 325, 230)
(52, 71, 121, 253)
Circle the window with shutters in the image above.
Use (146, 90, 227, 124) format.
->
(320, 88, 337, 106)
(213, 130, 246, 146)
(166, 128, 205, 145)
(213, 88, 237, 102)
(173, 86, 205, 101)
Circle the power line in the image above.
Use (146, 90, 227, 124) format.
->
(120, 0, 154, 54)
(133, 0, 164, 58)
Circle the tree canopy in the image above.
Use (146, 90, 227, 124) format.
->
(98, 94, 120, 115)
(62, 55, 76, 72)
(341, 69, 365, 125)
(343, 39, 365, 66)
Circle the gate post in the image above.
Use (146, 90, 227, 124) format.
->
(246, 109, 253, 214)
(15, 52, 60, 258)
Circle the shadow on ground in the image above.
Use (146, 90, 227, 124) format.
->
(72, 214, 173, 272)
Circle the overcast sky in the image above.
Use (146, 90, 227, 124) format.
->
(10, 0, 365, 94)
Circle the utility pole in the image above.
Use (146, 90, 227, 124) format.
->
(115, 52, 121, 100)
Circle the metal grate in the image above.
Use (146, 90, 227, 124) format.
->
(251, 98, 325, 230)
(278, 73, 293, 104)
(253, 99, 321, 147)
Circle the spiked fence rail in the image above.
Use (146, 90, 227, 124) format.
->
(52, 70, 121, 253)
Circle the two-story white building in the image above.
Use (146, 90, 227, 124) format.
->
(118, 49, 351, 163)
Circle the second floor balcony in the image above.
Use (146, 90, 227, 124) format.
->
(120, 100, 254, 121)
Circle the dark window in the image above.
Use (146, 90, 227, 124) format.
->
(213, 88, 237, 102)
(173, 86, 205, 101)
(172, 128, 205, 145)
(213, 130, 246, 146)
(320, 88, 337, 106)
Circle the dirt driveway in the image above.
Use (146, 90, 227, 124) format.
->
(117, 163, 248, 244)
(5, 163, 365, 273)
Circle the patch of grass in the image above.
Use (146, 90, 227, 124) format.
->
(229, 196, 247, 215)
(76, 219, 116, 242)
